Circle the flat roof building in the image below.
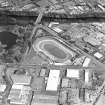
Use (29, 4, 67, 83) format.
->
(83, 57, 91, 67)
(94, 52, 103, 59)
(46, 70, 60, 91)
(31, 93, 58, 105)
(11, 74, 31, 85)
(67, 69, 79, 79)
(8, 84, 31, 105)
(85, 71, 89, 83)
(0, 84, 6, 92)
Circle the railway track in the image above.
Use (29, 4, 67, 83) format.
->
(0, 10, 105, 26)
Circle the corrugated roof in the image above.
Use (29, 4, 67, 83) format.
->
(11, 75, 31, 85)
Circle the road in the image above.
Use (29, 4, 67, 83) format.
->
(19, 64, 95, 70)
(93, 80, 105, 105)
(34, 8, 44, 25)
(2, 66, 12, 104)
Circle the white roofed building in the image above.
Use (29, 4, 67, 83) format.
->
(0, 84, 6, 92)
(8, 84, 31, 105)
(11, 74, 31, 86)
(83, 57, 91, 67)
(31, 93, 58, 105)
(66, 69, 80, 79)
(46, 70, 60, 91)
(94, 52, 103, 59)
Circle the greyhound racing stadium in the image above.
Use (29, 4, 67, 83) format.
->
(33, 37, 76, 64)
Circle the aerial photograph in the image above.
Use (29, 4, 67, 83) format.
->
(0, 0, 105, 105)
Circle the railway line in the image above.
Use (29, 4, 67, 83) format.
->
(1, 10, 105, 26)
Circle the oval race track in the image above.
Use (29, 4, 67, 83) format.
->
(33, 37, 75, 63)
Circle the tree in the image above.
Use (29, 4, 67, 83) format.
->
(0, 42, 7, 56)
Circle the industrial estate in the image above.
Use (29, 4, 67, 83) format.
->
(0, 0, 105, 105)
